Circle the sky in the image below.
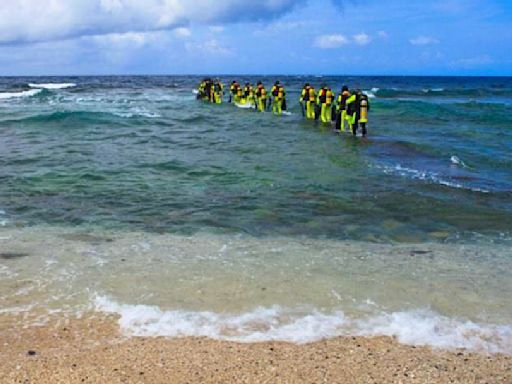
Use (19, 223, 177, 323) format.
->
(0, 0, 511, 76)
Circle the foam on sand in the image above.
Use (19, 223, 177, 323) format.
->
(95, 296, 512, 354)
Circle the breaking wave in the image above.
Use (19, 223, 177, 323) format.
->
(29, 83, 77, 89)
(0, 89, 42, 100)
(95, 296, 512, 354)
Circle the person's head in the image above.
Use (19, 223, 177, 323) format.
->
(231, 80, 236, 84)
(342, 85, 348, 92)
(275, 81, 280, 85)
(257, 81, 262, 86)
(304, 82, 310, 87)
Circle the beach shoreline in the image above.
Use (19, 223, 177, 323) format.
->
(1, 314, 510, 383)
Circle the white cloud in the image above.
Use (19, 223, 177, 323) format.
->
(173, 27, 192, 38)
(253, 21, 309, 36)
(209, 26, 225, 33)
(314, 34, 349, 49)
(409, 36, 439, 46)
(378, 31, 389, 39)
(89, 31, 163, 47)
(450, 55, 492, 68)
(0, 0, 305, 43)
(185, 39, 233, 56)
(353, 33, 371, 45)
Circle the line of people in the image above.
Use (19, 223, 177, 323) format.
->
(300, 83, 370, 137)
(196, 78, 370, 137)
(197, 78, 287, 115)
(196, 78, 224, 104)
(228, 80, 287, 115)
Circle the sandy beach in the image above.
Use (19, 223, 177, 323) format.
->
(0, 315, 510, 384)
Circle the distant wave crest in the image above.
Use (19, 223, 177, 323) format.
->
(29, 83, 77, 89)
(0, 89, 42, 100)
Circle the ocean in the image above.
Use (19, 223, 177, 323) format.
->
(0, 75, 511, 353)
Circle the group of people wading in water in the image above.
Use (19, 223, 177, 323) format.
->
(196, 78, 370, 137)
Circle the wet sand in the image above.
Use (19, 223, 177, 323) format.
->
(0, 315, 510, 383)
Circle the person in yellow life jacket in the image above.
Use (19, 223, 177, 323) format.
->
(345, 90, 358, 135)
(212, 79, 224, 104)
(316, 85, 335, 123)
(255, 81, 268, 112)
(270, 81, 286, 115)
(205, 78, 215, 102)
(197, 79, 206, 100)
(300, 83, 316, 119)
(335, 86, 351, 131)
(243, 83, 254, 106)
(356, 91, 370, 137)
(229, 81, 240, 103)
(199, 78, 213, 101)
(236, 83, 244, 103)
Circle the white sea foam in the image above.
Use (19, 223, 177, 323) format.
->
(113, 110, 161, 118)
(379, 164, 489, 193)
(29, 83, 76, 89)
(363, 90, 376, 99)
(235, 102, 255, 109)
(0, 209, 8, 226)
(94, 296, 512, 353)
(422, 88, 445, 93)
(0, 89, 42, 100)
(354, 310, 512, 353)
(450, 155, 468, 168)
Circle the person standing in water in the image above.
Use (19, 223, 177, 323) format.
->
(316, 84, 335, 123)
(300, 83, 316, 119)
(356, 91, 370, 137)
(345, 91, 357, 134)
(255, 81, 268, 112)
(335, 86, 351, 131)
(229, 81, 240, 103)
(270, 81, 286, 115)
(213, 79, 224, 104)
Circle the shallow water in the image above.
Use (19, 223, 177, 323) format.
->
(0, 76, 511, 353)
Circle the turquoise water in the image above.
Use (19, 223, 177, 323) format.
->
(0, 76, 511, 241)
(0, 76, 511, 352)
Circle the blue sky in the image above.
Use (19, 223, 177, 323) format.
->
(0, 0, 510, 76)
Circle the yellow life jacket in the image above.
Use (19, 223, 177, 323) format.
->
(256, 85, 267, 98)
(318, 88, 333, 105)
(272, 85, 285, 99)
(301, 86, 311, 101)
(308, 88, 316, 102)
